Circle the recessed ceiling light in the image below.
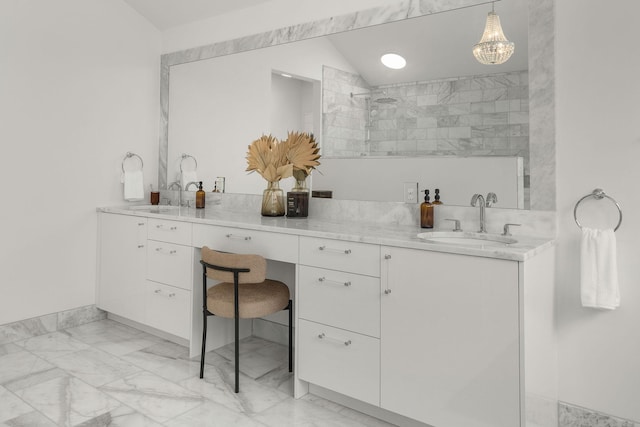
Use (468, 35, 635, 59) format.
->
(380, 53, 406, 69)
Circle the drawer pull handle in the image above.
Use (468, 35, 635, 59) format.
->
(156, 224, 178, 231)
(318, 245, 351, 254)
(318, 277, 351, 287)
(137, 244, 145, 249)
(154, 289, 176, 298)
(384, 289, 392, 295)
(318, 333, 352, 346)
(384, 254, 392, 260)
(155, 248, 177, 255)
(138, 222, 145, 226)
(226, 234, 252, 241)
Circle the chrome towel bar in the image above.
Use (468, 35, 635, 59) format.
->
(574, 188, 622, 231)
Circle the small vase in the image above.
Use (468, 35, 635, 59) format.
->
(292, 177, 309, 193)
(261, 181, 285, 216)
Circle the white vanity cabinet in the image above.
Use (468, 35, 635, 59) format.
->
(380, 246, 521, 427)
(145, 218, 193, 339)
(297, 236, 381, 406)
(97, 213, 147, 324)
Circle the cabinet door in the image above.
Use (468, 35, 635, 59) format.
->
(381, 247, 521, 427)
(97, 213, 146, 324)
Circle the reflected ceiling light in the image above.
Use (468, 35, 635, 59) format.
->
(473, 2, 515, 65)
(280, 73, 293, 78)
(380, 53, 406, 69)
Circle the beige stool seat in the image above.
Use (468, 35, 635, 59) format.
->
(206, 280, 289, 319)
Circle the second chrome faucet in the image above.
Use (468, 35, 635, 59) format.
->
(470, 192, 497, 233)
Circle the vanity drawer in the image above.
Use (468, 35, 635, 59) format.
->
(298, 265, 380, 338)
(145, 281, 190, 339)
(148, 218, 192, 245)
(147, 240, 193, 290)
(298, 319, 380, 406)
(299, 236, 380, 277)
(192, 224, 298, 263)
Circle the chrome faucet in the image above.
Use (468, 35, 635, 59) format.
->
(168, 180, 183, 207)
(470, 192, 498, 233)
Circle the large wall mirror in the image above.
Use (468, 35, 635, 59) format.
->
(160, 0, 554, 211)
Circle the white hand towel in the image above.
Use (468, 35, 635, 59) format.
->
(182, 170, 198, 189)
(580, 227, 620, 310)
(124, 170, 144, 201)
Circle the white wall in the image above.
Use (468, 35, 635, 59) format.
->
(556, 0, 640, 421)
(0, 0, 160, 325)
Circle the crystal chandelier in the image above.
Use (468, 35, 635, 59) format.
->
(473, 3, 515, 65)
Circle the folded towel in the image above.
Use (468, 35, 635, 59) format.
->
(182, 170, 198, 189)
(580, 227, 620, 310)
(124, 170, 144, 201)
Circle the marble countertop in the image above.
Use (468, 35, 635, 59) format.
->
(97, 205, 555, 262)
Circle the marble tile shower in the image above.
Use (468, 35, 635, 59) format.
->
(322, 66, 529, 174)
(0, 319, 394, 427)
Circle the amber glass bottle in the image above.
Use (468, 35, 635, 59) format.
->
(432, 188, 443, 205)
(196, 181, 206, 209)
(420, 189, 433, 228)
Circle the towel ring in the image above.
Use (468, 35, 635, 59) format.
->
(180, 153, 198, 172)
(121, 152, 144, 173)
(574, 188, 622, 232)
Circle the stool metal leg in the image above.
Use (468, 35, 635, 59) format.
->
(234, 272, 240, 393)
(288, 300, 293, 372)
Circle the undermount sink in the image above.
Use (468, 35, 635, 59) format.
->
(417, 231, 517, 247)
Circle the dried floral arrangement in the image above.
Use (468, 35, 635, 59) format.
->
(246, 131, 320, 182)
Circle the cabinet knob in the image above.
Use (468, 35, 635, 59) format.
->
(384, 254, 392, 260)
(384, 289, 392, 295)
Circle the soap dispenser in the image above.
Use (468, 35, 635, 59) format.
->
(433, 188, 443, 205)
(196, 181, 205, 209)
(420, 189, 433, 228)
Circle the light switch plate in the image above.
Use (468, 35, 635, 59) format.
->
(403, 182, 418, 203)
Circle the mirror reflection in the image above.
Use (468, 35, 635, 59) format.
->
(166, 0, 530, 208)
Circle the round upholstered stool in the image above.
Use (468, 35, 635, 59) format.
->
(207, 280, 289, 319)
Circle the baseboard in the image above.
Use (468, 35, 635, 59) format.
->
(0, 305, 106, 345)
(559, 402, 639, 427)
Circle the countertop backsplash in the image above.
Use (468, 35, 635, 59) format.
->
(160, 189, 556, 238)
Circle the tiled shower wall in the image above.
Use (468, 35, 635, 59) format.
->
(322, 65, 530, 184)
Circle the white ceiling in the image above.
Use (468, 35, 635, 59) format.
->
(122, 0, 273, 30)
(327, 0, 528, 85)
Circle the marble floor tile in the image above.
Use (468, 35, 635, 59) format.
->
(15, 376, 121, 427)
(0, 350, 55, 386)
(15, 332, 90, 361)
(0, 386, 33, 423)
(164, 400, 267, 427)
(1, 318, 394, 427)
(252, 396, 379, 427)
(100, 371, 204, 423)
(48, 347, 141, 387)
(0, 410, 58, 427)
(64, 320, 162, 357)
